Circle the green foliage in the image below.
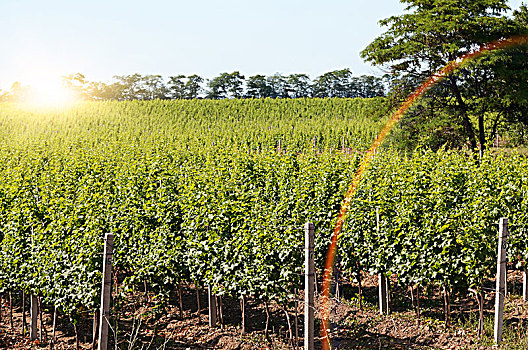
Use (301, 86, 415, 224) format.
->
(0, 98, 380, 316)
(362, 0, 528, 152)
(340, 149, 528, 293)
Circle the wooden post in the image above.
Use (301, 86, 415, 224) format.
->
(334, 254, 341, 299)
(304, 222, 315, 350)
(208, 285, 217, 328)
(523, 268, 527, 302)
(22, 291, 26, 336)
(30, 294, 38, 341)
(98, 233, 113, 350)
(294, 288, 299, 349)
(494, 218, 508, 345)
(240, 295, 245, 334)
(379, 275, 389, 315)
(92, 311, 99, 350)
(376, 208, 389, 315)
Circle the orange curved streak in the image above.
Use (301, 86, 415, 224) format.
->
(320, 35, 528, 349)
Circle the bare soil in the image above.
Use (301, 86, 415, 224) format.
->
(2, 270, 527, 349)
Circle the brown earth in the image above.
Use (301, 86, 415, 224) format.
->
(1, 270, 527, 349)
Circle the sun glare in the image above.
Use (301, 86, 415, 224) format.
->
(20, 76, 79, 110)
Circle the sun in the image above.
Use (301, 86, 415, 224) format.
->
(20, 76, 80, 110)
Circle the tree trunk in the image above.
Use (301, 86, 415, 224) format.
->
(10, 292, 13, 328)
(52, 306, 57, 343)
(73, 321, 79, 350)
(283, 306, 293, 347)
(39, 297, 48, 342)
(357, 269, 363, 310)
(294, 288, 299, 349)
(478, 290, 485, 338)
(92, 310, 98, 350)
(443, 285, 451, 328)
(217, 295, 224, 328)
(449, 76, 477, 151)
(196, 286, 201, 322)
(264, 301, 270, 340)
(177, 283, 183, 319)
(416, 285, 421, 325)
(240, 295, 245, 334)
(478, 114, 485, 158)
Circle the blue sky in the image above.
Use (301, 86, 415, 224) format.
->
(0, 0, 524, 89)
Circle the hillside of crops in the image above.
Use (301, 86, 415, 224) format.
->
(0, 98, 386, 323)
(2, 97, 528, 349)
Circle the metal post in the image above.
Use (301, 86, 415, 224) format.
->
(494, 218, 508, 345)
(98, 233, 113, 350)
(304, 222, 314, 350)
(208, 285, 217, 327)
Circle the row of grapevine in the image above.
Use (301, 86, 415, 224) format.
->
(2, 98, 528, 339)
(0, 147, 360, 320)
(0, 98, 371, 324)
(340, 149, 528, 298)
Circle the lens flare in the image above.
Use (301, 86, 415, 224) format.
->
(320, 35, 528, 348)
(13, 74, 80, 111)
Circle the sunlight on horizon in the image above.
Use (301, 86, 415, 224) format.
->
(19, 76, 80, 111)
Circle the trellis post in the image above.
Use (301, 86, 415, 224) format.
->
(30, 294, 38, 341)
(98, 233, 113, 350)
(523, 268, 527, 302)
(376, 208, 389, 314)
(208, 285, 217, 327)
(304, 222, 314, 350)
(494, 218, 508, 345)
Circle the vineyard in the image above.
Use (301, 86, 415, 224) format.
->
(1, 98, 528, 349)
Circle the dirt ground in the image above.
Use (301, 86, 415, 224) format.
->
(1, 271, 527, 349)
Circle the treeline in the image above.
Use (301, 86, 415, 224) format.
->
(1, 69, 387, 102)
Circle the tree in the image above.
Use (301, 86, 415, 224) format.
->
(168, 75, 186, 99)
(312, 69, 355, 98)
(287, 74, 312, 98)
(185, 75, 203, 99)
(361, 0, 522, 153)
(355, 75, 386, 98)
(246, 75, 272, 98)
(207, 72, 245, 99)
(143, 75, 169, 100)
(62, 73, 90, 99)
(7, 82, 30, 102)
(266, 73, 290, 98)
(226, 71, 245, 98)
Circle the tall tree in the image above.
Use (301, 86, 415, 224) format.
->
(62, 73, 90, 99)
(143, 75, 169, 100)
(185, 74, 203, 99)
(312, 69, 355, 98)
(361, 0, 521, 152)
(168, 75, 187, 99)
(246, 75, 272, 98)
(287, 74, 312, 98)
(207, 72, 245, 99)
(267, 73, 290, 98)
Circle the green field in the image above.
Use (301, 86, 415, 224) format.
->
(0, 98, 386, 316)
(1, 98, 528, 345)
